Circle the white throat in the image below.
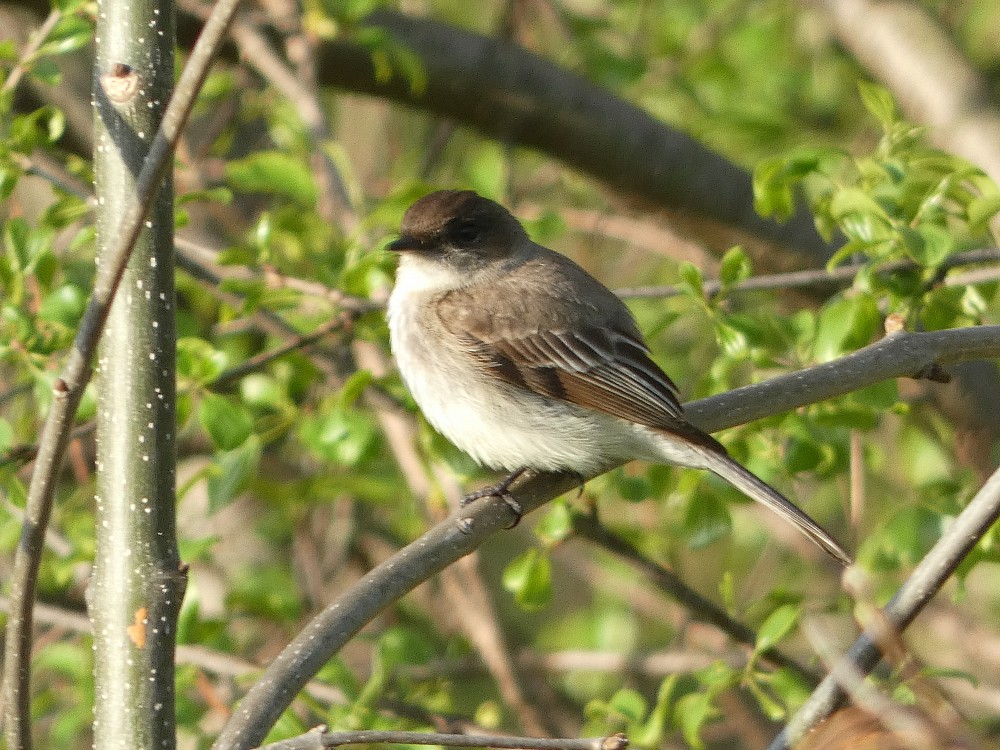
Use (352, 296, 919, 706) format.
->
(391, 254, 465, 297)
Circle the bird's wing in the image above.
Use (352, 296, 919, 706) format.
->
(437, 292, 718, 448)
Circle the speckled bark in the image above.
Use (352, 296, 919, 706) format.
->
(90, 0, 185, 746)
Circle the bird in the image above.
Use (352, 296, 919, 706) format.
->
(386, 189, 850, 565)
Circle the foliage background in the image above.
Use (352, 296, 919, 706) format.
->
(2, 0, 1000, 748)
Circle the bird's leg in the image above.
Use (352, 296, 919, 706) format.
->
(461, 467, 529, 525)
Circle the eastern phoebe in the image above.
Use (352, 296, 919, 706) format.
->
(387, 190, 850, 565)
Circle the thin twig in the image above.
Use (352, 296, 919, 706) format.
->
(614, 247, 1000, 299)
(259, 729, 628, 750)
(768, 463, 1000, 749)
(0, 310, 355, 471)
(174, 237, 378, 312)
(211, 313, 355, 387)
(1, 8, 62, 95)
(440, 560, 552, 735)
(8, 152, 94, 202)
(1, 0, 243, 745)
(0, 594, 349, 706)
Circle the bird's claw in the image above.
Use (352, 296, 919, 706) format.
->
(461, 468, 527, 528)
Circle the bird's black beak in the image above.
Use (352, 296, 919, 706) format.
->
(387, 235, 423, 252)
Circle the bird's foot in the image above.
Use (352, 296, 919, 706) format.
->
(461, 468, 529, 527)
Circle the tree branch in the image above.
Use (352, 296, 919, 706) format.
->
(89, 0, 183, 742)
(213, 324, 1000, 750)
(313, 10, 836, 266)
(259, 730, 628, 750)
(615, 247, 1000, 300)
(767, 462, 1000, 749)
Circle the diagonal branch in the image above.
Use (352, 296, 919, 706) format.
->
(213, 324, 1000, 750)
(767, 462, 1000, 749)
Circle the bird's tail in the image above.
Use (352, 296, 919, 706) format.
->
(697, 448, 851, 566)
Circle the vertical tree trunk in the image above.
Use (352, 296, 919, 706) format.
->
(90, 0, 184, 744)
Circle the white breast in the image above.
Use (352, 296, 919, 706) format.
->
(387, 257, 659, 474)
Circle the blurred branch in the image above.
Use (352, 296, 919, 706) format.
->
(768, 463, 1000, 749)
(8, 1, 834, 266)
(1, 1, 242, 745)
(799, 617, 946, 750)
(177, 0, 356, 229)
(0, 594, 350, 706)
(440, 558, 553, 735)
(174, 237, 379, 312)
(571, 513, 818, 682)
(0, 7, 61, 96)
(310, 10, 836, 267)
(213, 324, 1000, 750)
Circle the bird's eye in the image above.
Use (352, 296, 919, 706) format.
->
(449, 217, 482, 246)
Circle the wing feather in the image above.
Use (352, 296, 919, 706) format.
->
(459, 323, 700, 435)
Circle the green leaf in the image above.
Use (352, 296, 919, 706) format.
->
(857, 81, 897, 128)
(224, 151, 317, 206)
(784, 436, 824, 473)
(900, 223, 954, 267)
(37, 16, 93, 57)
(377, 625, 434, 669)
(850, 379, 899, 410)
(718, 246, 751, 287)
(534, 501, 572, 545)
(967, 193, 1000, 231)
(683, 492, 732, 549)
(502, 548, 553, 610)
(206, 437, 262, 512)
(753, 157, 796, 220)
(609, 688, 647, 722)
(633, 676, 677, 747)
(813, 293, 879, 362)
(714, 320, 748, 357)
(240, 374, 286, 409)
(38, 284, 85, 326)
(335, 369, 374, 410)
(178, 186, 233, 206)
(828, 186, 887, 223)
(199, 393, 254, 450)
(678, 262, 704, 299)
(674, 691, 715, 749)
(719, 571, 736, 614)
(299, 408, 376, 467)
(0, 418, 13, 454)
(754, 604, 801, 654)
(615, 473, 650, 502)
(464, 141, 506, 200)
(764, 667, 812, 712)
(745, 675, 787, 720)
(177, 337, 228, 385)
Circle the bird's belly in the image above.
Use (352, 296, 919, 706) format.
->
(389, 305, 637, 474)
